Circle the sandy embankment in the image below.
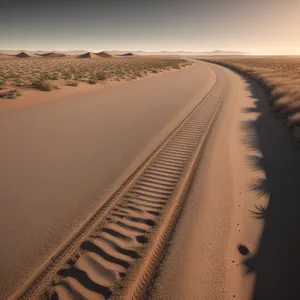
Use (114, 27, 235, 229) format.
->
(0, 82, 107, 116)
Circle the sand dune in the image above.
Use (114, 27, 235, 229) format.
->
(96, 51, 113, 58)
(78, 52, 99, 58)
(121, 52, 134, 56)
(78, 51, 113, 58)
(16, 52, 32, 58)
(40, 52, 68, 58)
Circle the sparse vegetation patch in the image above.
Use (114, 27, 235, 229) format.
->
(0, 56, 192, 97)
(31, 79, 58, 91)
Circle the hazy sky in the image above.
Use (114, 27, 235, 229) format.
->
(0, 0, 299, 54)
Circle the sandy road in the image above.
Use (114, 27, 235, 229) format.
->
(147, 64, 300, 300)
(0, 63, 217, 299)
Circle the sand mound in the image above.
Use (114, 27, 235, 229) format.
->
(16, 52, 32, 58)
(40, 52, 67, 58)
(96, 51, 113, 58)
(121, 52, 134, 56)
(78, 52, 99, 58)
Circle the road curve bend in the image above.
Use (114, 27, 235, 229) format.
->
(0, 62, 219, 299)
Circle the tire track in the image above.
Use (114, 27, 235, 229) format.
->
(12, 64, 226, 300)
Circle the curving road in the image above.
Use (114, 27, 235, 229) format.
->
(0, 62, 217, 299)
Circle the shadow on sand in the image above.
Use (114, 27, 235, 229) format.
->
(240, 78, 300, 300)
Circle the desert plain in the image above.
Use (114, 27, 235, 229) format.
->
(1, 52, 300, 300)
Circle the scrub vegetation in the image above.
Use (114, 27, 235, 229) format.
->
(0, 56, 192, 97)
(202, 57, 300, 142)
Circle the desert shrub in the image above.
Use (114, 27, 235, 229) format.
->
(4, 72, 18, 79)
(62, 72, 73, 80)
(0, 89, 21, 99)
(0, 78, 6, 86)
(73, 73, 83, 80)
(9, 90, 22, 99)
(88, 78, 97, 84)
(14, 79, 26, 87)
(48, 73, 60, 80)
(95, 71, 107, 80)
(66, 80, 78, 87)
(31, 79, 58, 91)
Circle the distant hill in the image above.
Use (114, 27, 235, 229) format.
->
(78, 52, 99, 58)
(0, 50, 87, 56)
(120, 52, 134, 56)
(0, 49, 248, 57)
(16, 52, 32, 58)
(40, 52, 68, 57)
(96, 51, 113, 58)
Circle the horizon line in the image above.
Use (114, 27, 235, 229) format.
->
(1, 49, 300, 56)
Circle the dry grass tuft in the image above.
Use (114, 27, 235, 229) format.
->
(31, 79, 58, 91)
